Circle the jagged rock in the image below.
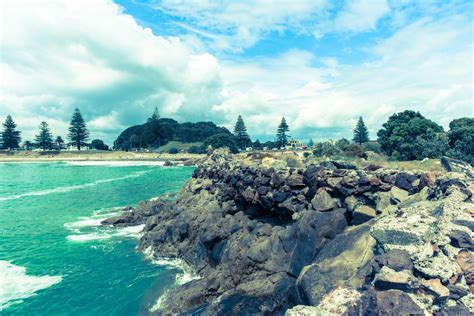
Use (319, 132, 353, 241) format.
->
(376, 191, 392, 213)
(373, 266, 418, 291)
(352, 205, 376, 225)
(421, 278, 449, 299)
(296, 224, 376, 306)
(449, 230, 474, 249)
(456, 251, 474, 287)
(390, 186, 409, 203)
(441, 156, 474, 178)
(344, 195, 360, 212)
(447, 285, 469, 300)
(350, 289, 426, 315)
(374, 249, 414, 272)
(434, 304, 471, 316)
(310, 189, 335, 212)
(287, 174, 305, 187)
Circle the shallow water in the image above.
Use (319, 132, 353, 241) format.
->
(0, 162, 193, 315)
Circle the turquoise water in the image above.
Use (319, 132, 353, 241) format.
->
(0, 162, 194, 315)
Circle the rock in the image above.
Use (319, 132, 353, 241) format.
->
(332, 161, 356, 170)
(344, 195, 360, 212)
(352, 205, 376, 225)
(376, 192, 392, 213)
(390, 186, 410, 203)
(441, 156, 474, 178)
(310, 189, 335, 212)
(374, 249, 414, 273)
(395, 172, 419, 193)
(351, 289, 426, 315)
(434, 304, 471, 316)
(262, 157, 287, 169)
(365, 164, 382, 172)
(449, 230, 474, 249)
(373, 266, 418, 291)
(421, 278, 449, 299)
(316, 287, 361, 315)
(456, 251, 474, 286)
(447, 285, 469, 300)
(296, 224, 376, 305)
(287, 174, 305, 187)
(285, 305, 324, 316)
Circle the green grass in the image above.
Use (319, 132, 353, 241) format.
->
(156, 141, 203, 153)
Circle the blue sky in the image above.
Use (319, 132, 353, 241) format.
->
(1, 0, 473, 144)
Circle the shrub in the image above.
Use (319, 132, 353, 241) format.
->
(168, 148, 179, 154)
(362, 141, 382, 153)
(343, 144, 366, 158)
(188, 146, 205, 154)
(313, 142, 342, 157)
(203, 133, 239, 154)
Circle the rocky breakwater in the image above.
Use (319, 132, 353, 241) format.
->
(103, 151, 473, 315)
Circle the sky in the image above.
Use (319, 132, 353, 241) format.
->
(1, 0, 473, 145)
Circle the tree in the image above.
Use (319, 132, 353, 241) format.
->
(147, 107, 160, 123)
(203, 133, 238, 153)
(35, 121, 53, 151)
(1, 115, 21, 149)
(447, 118, 474, 165)
(55, 136, 65, 149)
(233, 115, 251, 150)
(91, 139, 109, 150)
(68, 108, 89, 150)
(307, 138, 314, 147)
(353, 117, 369, 145)
(253, 139, 262, 150)
(23, 140, 33, 150)
(276, 117, 290, 148)
(377, 110, 444, 160)
(335, 138, 350, 150)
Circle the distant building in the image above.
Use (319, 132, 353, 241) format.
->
(286, 139, 305, 149)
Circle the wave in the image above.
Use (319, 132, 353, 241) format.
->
(0, 171, 147, 202)
(0, 261, 62, 311)
(144, 247, 200, 312)
(65, 161, 166, 167)
(66, 224, 145, 242)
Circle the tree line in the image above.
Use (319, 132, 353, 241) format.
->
(1, 108, 108, 151)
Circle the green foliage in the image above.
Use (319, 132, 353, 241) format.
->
(1, 115, 21, 149)
(147, 107, 160, 123)
(362, 141, 382, 153)
(377, 110, 444, 160)
(35, 121, 53, 150)
(234, 115, 251, 149)
(303, 152, 311, 158)
(252, 139, 262, 149)
(23, 140, 34, 150)
(312, 141, 342, 157)
(447, 117, 474, 165)
(55, 136, 65, 149)
(203, 133, 238, 153)
(307, 138, 314, 147)
(343, 143, 366, 158)
(353, 116, 369, 145)
(335, 138, 350, 150)
(68, 108, 90, 150)
(276, 117, 290, 148)
(114, 118, 231, 150)
(91, 139, 109, 150)
(168, 147, 179, 154)
(188, 146, 205, 154)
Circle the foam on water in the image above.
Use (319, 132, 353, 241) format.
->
(0, 261, 62, 311)
(65, 161, 166, 167)
(66, 225, 145, 242)
(0, 171, 147, 201)
(144, 247, 200, 312)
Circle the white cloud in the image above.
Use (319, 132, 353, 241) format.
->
(334, 0, 390, 32)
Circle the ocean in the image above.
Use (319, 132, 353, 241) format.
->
(0, 161, 194, 315)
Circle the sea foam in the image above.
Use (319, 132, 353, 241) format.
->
(0, 171, 147, 202)
(0, 261, 62, 311)
(65, 161, 166, 167)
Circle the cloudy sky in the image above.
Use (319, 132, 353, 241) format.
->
(1, 0, 473, 144)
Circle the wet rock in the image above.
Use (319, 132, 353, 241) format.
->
(310, 189, 335, 212)
(352, 205, 376, 225)
(373, 266, 418, 291)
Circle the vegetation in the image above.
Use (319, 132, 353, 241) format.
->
(233, 115, 251, 150)
(55, 136, 65, 149)
(447, 118, 474, 165)
(168, 147, 179, 154)
(276, 117, 290, 148)
(353, 116, 369, 145)
(307, 138, 314, 147)
(377, 110, 444, 160)
(203, 133, 238, 153)
(35, 121, 53, 151)
(147, 107, 160, 123)
(68, 108, 90, 150)
(91, 139, 109, 150)
(1, 115, 21, 149)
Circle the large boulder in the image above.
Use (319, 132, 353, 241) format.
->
(310, 189, 335, 212)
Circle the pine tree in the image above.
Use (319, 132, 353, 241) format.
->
(276, 117, 290, 148)
(55, 136, 65, 149)
(308, 138, 314, 147)
(68, 108, 89, 150)
(1, 115, 21, 149)
(35, 121, 53, 151)
(353, 116, 369, 145)
(147, 107, 160, 123)
(233, 115, 251, 150)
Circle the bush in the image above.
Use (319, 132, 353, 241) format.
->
(447, 118, 474, 165)
(343, 144, 366, 158)
(303, 152, 311, 158)
(188, 146, 205, 154)
(203, 133, 239, 154)
(362, 141, 382, 153)
(313, 142, 342, 157)
(168, 148, 179, 154)
(335, 138, 350, 151)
